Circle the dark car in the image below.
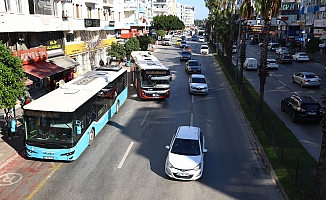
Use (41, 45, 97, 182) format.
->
(276, 53, 293, 64)
(180, 40, 187, 48)
(281, 95, 323, 123)
(185, 60, 201, 74)
(180, 50, 192, 62)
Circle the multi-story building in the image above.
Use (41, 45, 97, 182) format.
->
(181, 4, 194, 28)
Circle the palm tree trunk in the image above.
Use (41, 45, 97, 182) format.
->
(239, 20, 247, 86)
(258, 19, 270, 112)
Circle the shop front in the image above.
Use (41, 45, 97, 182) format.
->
(14, 47, 66, 91)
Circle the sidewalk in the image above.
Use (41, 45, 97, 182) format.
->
(0, 87, 48, 165)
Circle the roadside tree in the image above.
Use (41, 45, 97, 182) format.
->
(306, 37, 322, 62)
(106, 42, 126, 61)
(125, 37, 140, 59)
(137, 35, 154, 51)
(0, 41, 26, 111)
(152, 15, 184, 32)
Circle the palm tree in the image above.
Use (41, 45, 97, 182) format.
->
(255, 0, 281, 112)
(239, 0, 254, 85)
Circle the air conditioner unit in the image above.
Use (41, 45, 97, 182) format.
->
(62, 10, 69, 18)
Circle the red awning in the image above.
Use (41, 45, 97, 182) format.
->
(23, 61, 65, 79)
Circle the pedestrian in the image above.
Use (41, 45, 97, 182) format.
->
(99, 59, 104, 66)
(7, 115, 17, 140)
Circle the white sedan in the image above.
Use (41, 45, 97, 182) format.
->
(275, 47, 289, 54)
(292, 52, 309, 62)
(165, 126, 207, 180)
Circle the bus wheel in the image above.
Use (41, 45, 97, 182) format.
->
(89, 129, 95, 146)
(116, 101, 120, 114)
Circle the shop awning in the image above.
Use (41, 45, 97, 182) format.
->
(23, 61, 65, 79)
(49, 56, 80, 69)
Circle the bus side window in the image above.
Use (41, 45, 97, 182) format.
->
(75, 120, 82, 135)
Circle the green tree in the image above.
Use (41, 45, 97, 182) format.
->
(278, 39, 286, 47)
(106, 42, 126, 60)
(0, 41, 26, 110)
(288, 40, 298, 53)
(306, 37, 322, 62)
(137, 35, 154, 51)
(152, 15, 184, 31)
(155, 30, 166, 40)
(125, 37, 140, 55)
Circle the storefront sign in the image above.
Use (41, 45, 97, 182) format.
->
(99, 38, 118, 48)
(46, 39, 62, 50)
(14, 47, 48, 64)
(109, 21, 115, 27)
(314, 19, 326, 27)
(84, 19, 100, 27)
(281, 3, 299, 10)
(65, 43, 86, 55)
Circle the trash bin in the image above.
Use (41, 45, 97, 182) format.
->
(316, 57, 320, 63)
(126, 61, 130, 67)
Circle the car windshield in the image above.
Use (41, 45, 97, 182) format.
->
(192, 78, 206, 83)
(201, 46, 208, 49)
(181, 41, 186, 44)
(268, 60, 276, 63)
(299, 53, 308, 56)
(189, 61, 199, 66)
(182, 51, 190, 55)
(305, 74, 317, 78)
(171, 138, 200, 156)
(284, 56, 292, 59)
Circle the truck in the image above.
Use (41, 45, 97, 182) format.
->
(163, 35, 172, 46)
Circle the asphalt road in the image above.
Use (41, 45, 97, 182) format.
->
(26, 41, 284, 200)
(233, 43, 324, 161)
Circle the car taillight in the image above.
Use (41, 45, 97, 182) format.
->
(320, 109, 324, 113)
(297, 107, 305, 112)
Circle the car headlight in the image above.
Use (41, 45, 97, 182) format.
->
(167, 161, 174, 168)
(193, 163, 201, 171)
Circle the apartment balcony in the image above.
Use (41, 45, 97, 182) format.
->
(153, 0, 167, 4)
(124, 20, 138, 27)
(153, 7, 167, 12)
(124, 2, 138, 11)
(85, 0, 99, 4)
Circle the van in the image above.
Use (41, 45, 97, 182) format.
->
(244, 58, 258, 70)
(268, 43, 279, 51)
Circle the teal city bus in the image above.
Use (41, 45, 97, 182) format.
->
(23, 66, 128, 161)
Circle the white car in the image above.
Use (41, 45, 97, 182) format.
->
(292, 52, 309, 62)
(266, 58, 278, 70)
(165, 126, 207, 180)
(198, 36, 205, 42)
(258, 42, 263, 47)
(232, 45, 237, 53)
(243, 58, 258, 70)
(275, 47, 289, 54)
(200, 45, 209, 54)
(188, 74, 209, 94)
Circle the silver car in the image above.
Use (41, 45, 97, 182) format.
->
(185, 60, 201, 74)
(189, 74, 208, 94)
(292, 72, 322, 88)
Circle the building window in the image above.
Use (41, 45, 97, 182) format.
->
(74, 4, 82, 18)
(16, 0, 23, 13)
(66, 33, 75, 42)
(4, 0, 11, 12)
(34, 0, 53, 15)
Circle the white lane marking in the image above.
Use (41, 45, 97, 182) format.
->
(278, 80, 286, 86)
(190, 113, 193, 126)
(118, 142, 134, 169)
(140, 111, 149, 126)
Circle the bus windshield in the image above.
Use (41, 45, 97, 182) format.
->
(25, 112, 75, 148)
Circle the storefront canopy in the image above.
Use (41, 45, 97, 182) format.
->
(23, 61, 65, 79)
(49, 56, 79, 69)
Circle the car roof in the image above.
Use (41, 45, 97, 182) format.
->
(296, 52, 307, 54)
(191, 74, 206, 78)
(176, 126, 200, 140)
(299, 72, 316, 75)
(182, 50, 190, 53)
(267, 58, 276, 61)
(246, 58, 257, 61)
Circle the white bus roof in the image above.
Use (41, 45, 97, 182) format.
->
(131, 51, 169, 71)
(23, 67, 127, 112)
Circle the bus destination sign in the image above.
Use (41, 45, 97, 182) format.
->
(24, 110, 60, 118)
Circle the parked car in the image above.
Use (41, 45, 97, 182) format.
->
(191, 35, 197, 41)
(243, 58, 258, 70)
(266, 58, 278, 70)
(185, 60, 201, 74)
(200, 45, 209, 54)
(276, 53, 293, 64)
(292, 72, 322, 88)
(281, 95, 323, 123)
(183, 45, 193, 53)
(292, 52, 309, 62)
(188, 74, 209, 94)
(268, 43, 279, 51)
(232, 45, 237, 53)
(275, 47, 289, 54)
(180, 50, 192, 62)
(165, 126, 207, 180)
(198, 36, 205, 42)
